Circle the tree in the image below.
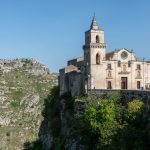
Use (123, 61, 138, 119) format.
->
(71, 93, 148, 150)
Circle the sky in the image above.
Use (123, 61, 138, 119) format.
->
(0, 0, 150, 72)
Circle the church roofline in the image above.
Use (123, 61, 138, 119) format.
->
(106, 48, 135, 60)
(106, 48, 133, 54)
(59, 65, 78, 72)
(67, 56, 84, 63)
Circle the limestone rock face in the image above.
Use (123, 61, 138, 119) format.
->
(0, 58, 58, 150)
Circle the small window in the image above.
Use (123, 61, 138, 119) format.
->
(107, 81, 112, 89)
(128, 61, 131, 67)
(107, 64, 111, 69)
(118, 61, 121, 67)
(137, 64, 141, 70)
(96, 35, 100, 43)
(137, 81, 140, 89)
(96, 53, 100, 64)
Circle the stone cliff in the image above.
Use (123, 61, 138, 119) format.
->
(0, 58, 58, 150)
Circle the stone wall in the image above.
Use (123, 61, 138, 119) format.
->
(89, 89, 150, 102)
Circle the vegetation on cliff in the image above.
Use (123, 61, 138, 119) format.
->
(44, 90, 149, 150)
(72, 94, 148, 150)
(2, 58, 148, 150)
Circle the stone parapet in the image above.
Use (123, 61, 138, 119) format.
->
(89, 89, 150, 101)
(83, 43, 106, 50)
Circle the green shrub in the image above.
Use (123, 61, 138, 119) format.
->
(10, 100, 19, 107)
(6, 132, 10, 136)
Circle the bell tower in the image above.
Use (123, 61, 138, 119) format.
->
(83, 16, 106, 90)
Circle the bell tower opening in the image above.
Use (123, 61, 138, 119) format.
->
(96, 35, 100, 43)
(96, 53, 100, 64)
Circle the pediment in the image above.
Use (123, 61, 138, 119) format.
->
(106, 48, 137, 61)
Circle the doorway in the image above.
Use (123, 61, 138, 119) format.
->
(121, 77, 128, 89)
(107, 81, 112, 89)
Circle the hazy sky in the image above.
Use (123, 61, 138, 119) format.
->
(0, 0, 150, 72)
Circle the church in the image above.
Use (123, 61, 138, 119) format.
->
(59, 16, 150, 96)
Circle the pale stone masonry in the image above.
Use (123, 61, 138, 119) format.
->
(59, 16, 150, 96)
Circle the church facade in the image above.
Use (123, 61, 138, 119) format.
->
(59, 16, 150, 96)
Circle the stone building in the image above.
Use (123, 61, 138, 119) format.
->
(59, 16, 150, 96)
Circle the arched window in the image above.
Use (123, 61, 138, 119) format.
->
(96, 35, 100, 43)
(96, 53, 100, 64)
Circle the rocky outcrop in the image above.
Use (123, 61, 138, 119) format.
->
(0, 58, 58, 150)
(0, 58, 51, 76)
